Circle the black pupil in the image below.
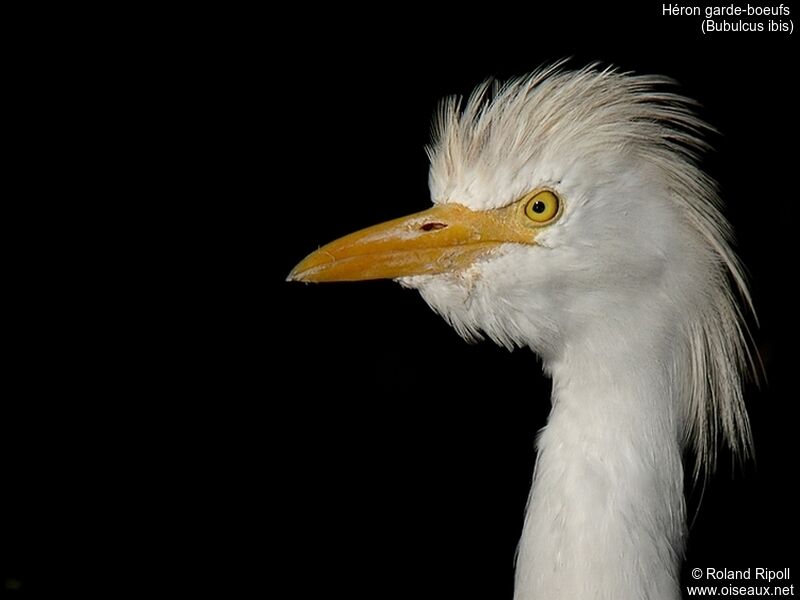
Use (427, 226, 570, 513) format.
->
(532, 200, 546, 213)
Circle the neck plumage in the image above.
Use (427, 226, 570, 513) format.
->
(514, 322, 687, 600)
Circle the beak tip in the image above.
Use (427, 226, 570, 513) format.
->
(287, 261, 318, 283)
(286, 268, 303, 283)
(288, 251, 332, 283)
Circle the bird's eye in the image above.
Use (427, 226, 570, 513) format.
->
(523, 190, 560, 223)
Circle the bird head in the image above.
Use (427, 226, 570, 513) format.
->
(288, 64, 754, 468)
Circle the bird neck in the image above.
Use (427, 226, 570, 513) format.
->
(515, 325, 686, 600)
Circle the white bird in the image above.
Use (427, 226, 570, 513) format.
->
(288, 64, 755, 600)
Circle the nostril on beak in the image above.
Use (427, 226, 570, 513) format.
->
(420, 222, 447, 232)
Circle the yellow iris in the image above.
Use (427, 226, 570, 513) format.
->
(523, 190, 560, 223)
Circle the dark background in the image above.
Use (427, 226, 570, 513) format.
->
(270, 5, 797, 600)
(2, 3, 797, 597)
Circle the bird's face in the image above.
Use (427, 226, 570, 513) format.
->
(289, 154, 682, 360)
(287, 68, 718, 361)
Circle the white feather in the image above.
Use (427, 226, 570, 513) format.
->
(399, 64, 756, 599)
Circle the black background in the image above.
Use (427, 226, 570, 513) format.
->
(2, 3, 797, 597)
(270, 5, 797, 600)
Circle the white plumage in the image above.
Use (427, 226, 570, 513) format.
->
(290, 63, 755, 600)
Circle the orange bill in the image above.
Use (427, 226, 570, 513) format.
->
(287, 203, 540, 283)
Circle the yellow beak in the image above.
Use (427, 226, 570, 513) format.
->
(287, 203, 537, 283)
